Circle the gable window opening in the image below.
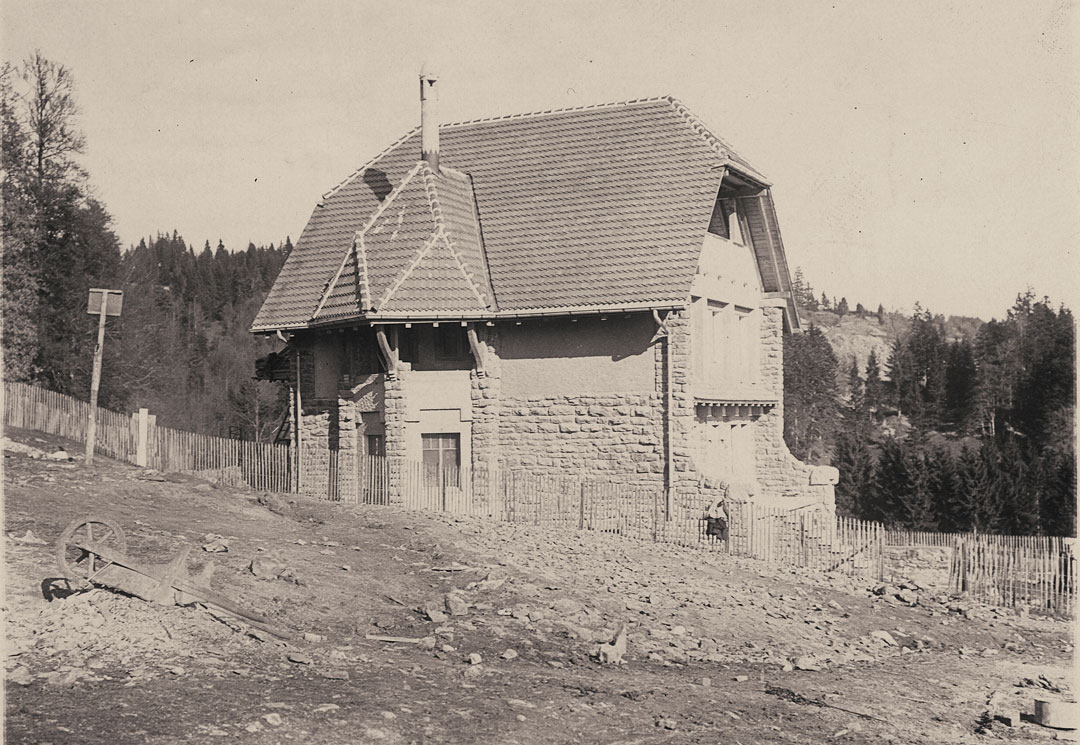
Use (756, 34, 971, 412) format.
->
(422, 432, 461, 487)
(707, 198, 744, 243)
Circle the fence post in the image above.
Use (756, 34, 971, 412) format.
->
(135, 408, 149, 467)
(579, 482, 586, 530)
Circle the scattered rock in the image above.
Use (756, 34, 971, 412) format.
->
(320, 669, 349, 680)
(262, 713, 283, 727)
(8, 666, 33, 685)
(870, 630, 898, 647)
(287, 652, 313, 665)
(249, 557, 284, 579)
(314, 704, 340, 713)
(793, 655, 824, 671)
(467, 653, 483, 665)
(423, 601, 450, 624)
(655, 717, 677, 730)
(419, 636, 437, 651)
(168, 666, 186, 675)
(733, 675, 749, 682)
(897, 589, 919, 605)
(592, 624, 627, 665)
(701, 677, 712, 687)
(501, 648, 519, 661)
(201, 534, 229, 553)
(552, 597, 586, 616)
(463, 665, 483, 680)
(11, 530, 47, 545)
(245, 723, 263, 733)
(445, 594, 469, 617)
(303, 633, 326, 643)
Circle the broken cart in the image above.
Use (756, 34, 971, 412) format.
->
(55, 516, 290, 640)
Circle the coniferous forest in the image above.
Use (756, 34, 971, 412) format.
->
(2, 53, 289, 441)
(785, 272, 1076, 537)
(2, 53, 1074, 535)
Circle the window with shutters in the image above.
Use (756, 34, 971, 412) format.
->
(693, 298, 759, 389)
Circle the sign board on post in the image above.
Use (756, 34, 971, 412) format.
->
(87, 289, 123, 317)
(85, 289, 123, 465)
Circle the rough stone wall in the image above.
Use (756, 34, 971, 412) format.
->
(751, 305, 834, 508)
(661, 309, 698, 487)
(472, 319, 666, 485)
(382, 364, 408, 502)
(470, 324, 502, 474)
(494, 394, 665, 480)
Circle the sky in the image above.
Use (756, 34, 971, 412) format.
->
(3, 0, 1078, 320)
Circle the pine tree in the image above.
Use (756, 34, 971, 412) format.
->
(864, 349, 884, 417)
(833, 430, 875, 518)
(944, 340, 978, 432)
(876, 304, 885, 325)
(836, 297, 849, 317)
(954, 444, 1001, 532)
(783, 325, 840, 463)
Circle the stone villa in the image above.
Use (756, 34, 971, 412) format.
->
(252, 71, 836, 510)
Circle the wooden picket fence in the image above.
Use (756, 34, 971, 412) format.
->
(950, 536, 1075, 617)
(887, 527, 1067, 553)
(3, 381, 291, 491)
(3, 381, 140, 463)
(341, 455, 886, 578)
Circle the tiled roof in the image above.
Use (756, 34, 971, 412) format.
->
(253, 96, 792, 330)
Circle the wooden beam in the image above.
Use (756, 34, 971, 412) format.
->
(375, 327, 397, 378)
(466, 324, 486, 376)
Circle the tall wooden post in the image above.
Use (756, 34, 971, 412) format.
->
(84, 289, 122, 465)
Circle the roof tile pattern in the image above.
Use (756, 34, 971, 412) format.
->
(253, 97, 790, 330)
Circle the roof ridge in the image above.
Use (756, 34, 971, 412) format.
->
(420, 165, 491, 309)
(348, 162, 426, 312)
(376, 230, 442, 310)
(439, 95, 674, 129)
(310, 240, 357, 321)
(355, 233, 372, 311)
(321, 126, 421, 202)
(664, 98, 771, 184)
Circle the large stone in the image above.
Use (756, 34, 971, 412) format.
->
(445, 594, 469, 617)
(593, 624, 627, 665)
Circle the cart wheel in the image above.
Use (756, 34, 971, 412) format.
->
(56, 516, 127, 589)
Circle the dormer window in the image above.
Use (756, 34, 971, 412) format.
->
(707, 169, 763, 244)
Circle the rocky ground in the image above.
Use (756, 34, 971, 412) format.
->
(3, 427, 1075, 744)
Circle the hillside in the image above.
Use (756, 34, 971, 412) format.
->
(804, 309, 985, 388)
(806, 311, 897, 386)
(4, 429, 1073, 744)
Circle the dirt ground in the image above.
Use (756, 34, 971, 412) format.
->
(3, 427, 1075, 744)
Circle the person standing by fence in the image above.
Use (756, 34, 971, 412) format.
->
(705, 497, 729, 542)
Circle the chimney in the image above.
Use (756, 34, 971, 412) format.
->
(419, 65, 440, 172)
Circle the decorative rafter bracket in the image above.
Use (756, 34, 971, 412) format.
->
(465, 324, 486, 377)
(375, 326, 398, 379)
